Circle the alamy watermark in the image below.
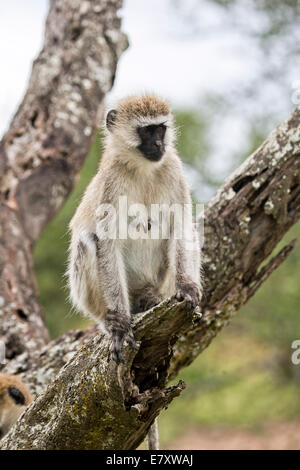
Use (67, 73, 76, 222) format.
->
(95, 197, 204, 251)
(291, 340, 300, 365)
(291, 80, 300, 105)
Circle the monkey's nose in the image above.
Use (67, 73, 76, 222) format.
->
(155, 140, 162, 148)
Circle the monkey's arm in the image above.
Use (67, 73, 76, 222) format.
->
(173, 183, 202, 309)
(175, 237, 202, 309)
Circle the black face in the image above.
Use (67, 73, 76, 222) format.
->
(137, 124, 166, 161)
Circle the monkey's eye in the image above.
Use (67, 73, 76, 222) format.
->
(138, 126, 150, 138)
(8, 386, 25, 405)
(156, 126, 165, 136)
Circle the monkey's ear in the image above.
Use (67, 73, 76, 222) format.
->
(106, 109, 117, 130)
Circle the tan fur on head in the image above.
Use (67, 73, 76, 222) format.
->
(0, 373, 33, 438)
(117, 94, 170, 120)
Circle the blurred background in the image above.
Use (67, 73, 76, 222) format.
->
(1, 0, 300, 449)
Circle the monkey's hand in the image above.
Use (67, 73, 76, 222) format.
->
(175, 279, 202, 310)
(105, 310, 138, 364)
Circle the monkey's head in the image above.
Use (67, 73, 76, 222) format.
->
(0, 373, 33, 438)
(105, 94, 174, 163)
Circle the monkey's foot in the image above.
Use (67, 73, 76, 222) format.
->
(175, 280, 201, 310)
(132, 292, 163, 314)
(105, 310, 138, 364)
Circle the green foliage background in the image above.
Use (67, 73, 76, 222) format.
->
(34, 110, 300, 445)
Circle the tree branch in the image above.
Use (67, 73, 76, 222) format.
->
(170, 111, 300, 376)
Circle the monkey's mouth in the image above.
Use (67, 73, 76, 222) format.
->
(139, 146, 165, 162)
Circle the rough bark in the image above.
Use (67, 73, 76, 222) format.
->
(0, 0, 300, 452)
(170, 112, 300, 376)
(2, 299, 189, 449)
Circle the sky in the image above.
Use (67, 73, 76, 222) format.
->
(0, 0, 253, 135)
(109, 0, 253, 106)
(0, 0, 297, 199)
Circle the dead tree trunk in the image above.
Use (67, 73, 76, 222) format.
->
(0, 0, 300, 451)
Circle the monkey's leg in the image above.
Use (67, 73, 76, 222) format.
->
(95, 235, 138, 363)
(147, 418, 160, 450)
(69, 233, 137, 363)
(131, 286, 163, 314)
(68, 235, 103, 319)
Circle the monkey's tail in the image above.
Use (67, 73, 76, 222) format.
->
(147, 418, 159, 450)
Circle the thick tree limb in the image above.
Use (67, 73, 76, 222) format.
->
(2, 299, 190, 449)
(1, 0, 300, 451)
(170, 113, 300, 376)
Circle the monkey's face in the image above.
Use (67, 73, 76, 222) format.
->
(0, 374, 33, 438)
(105, 96, 174, 165)
(137, 124, 166, 161)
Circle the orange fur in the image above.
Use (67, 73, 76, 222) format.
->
(0, 374, 32, 404)
(116, 94, 170, 119)
(0, 373, 33, 437)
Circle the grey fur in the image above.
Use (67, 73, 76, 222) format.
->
(67, 94, 202, 364)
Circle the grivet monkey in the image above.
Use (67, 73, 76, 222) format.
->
(67, 94, 202, 363)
